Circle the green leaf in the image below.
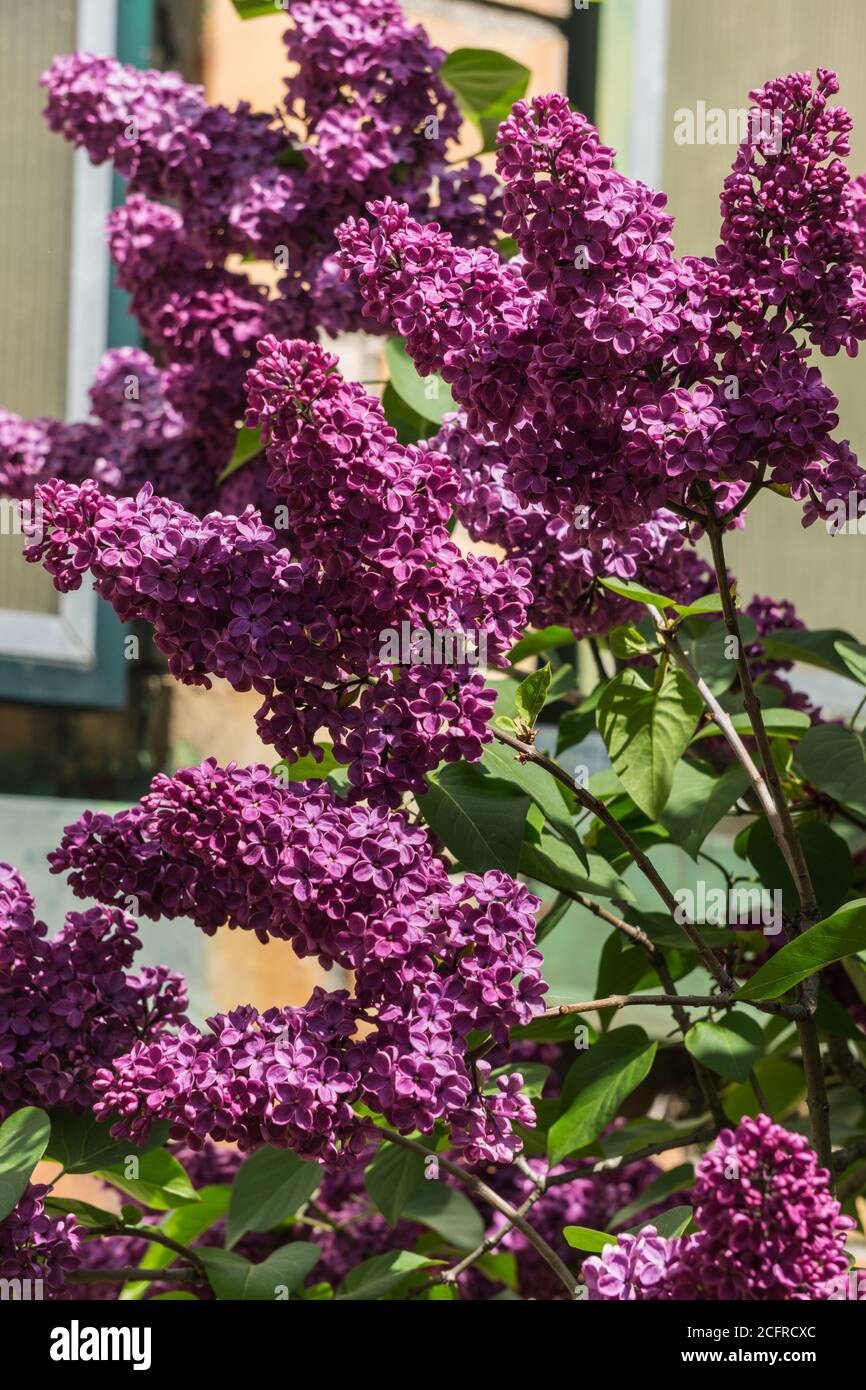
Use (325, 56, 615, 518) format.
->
(598, 576, 678, 610)
(835, 639, 866, 686)
(45, 1110, 170, 1175)
(598, 578, 724, 619)
(609, 625, 650, 660)
(691, 708, 812, 742)
(385, 337, 454, 424)
(230, 0, 285, 18)
(216, 425, 263, 485)
(402, 1183, 485, 1250)
(43, 1196, 119, 1229)
(723, 1057, 805, 1122)
(626, 1205, 693, 1239)
(0, 1108, 51, 1222)
(481, 741, 588, 867)
(475, 1251, 518, 1289)
(421, 763, 529, 874)
(508, 626, 574, 662)
(548, 1027, 657, 1164)
(660, 759, 749, 857)
(272, 745, 341, 784)
(761, 627, 856, 677)
(514, 663, 552, 727)
(199, 1243, 321, 1301)
(120, 1186, 232, 1300)
(744, 818, 853, 919)
(556, 684, 606, 754)
(226, 1147, 321, 1250)
(364, 1146, 425, 1228)
(97, 1147, 199, 1212)
(520, 832, 621, 901)
(563, 1225, 614, 1253)
(797, 724, 866, 815)
(335, 1250, 441, 1301)
(689, 616, 757, 694)
(440, 49, 530, 150)
(737, 899, 866, 1001)
(381, 382, 437, 446)
(596, 667, 703, 819)
(611, 1165, 695, 1228)
(685, 1013, 764, 1083)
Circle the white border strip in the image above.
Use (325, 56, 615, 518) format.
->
(0, 0, 117, 668)
(65, 0, 118, 422)
(628, 0, 670, 190)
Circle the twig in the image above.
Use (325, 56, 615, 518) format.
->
(703, 512, 831, 1175)
(87, 1222, 208, 1276)
(492, 727, 733, 992)
(545, 1124, 718, 1185)
(378, 1128, 577, 1298)
(656, 620, 795, 879)
(67, 1267, 202, 1286)
(833, 1135, 866, 1175)
(541, 991, 806, 1021)
(704, 515, 816, 916)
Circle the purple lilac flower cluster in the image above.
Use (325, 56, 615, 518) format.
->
(0, 1184, 81, 1297)
(584, 1116, 855, 1300)
(9, 1, 501, 515)
(432, 414, 712, 637)
(0, 861, 187, 1121)
(27, 342, 531, 804)
(49, 760, 544, 1165)
(338, 76, 866, 533)
(41, 1, 499, 311)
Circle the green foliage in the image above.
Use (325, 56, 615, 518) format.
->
(365, 1145, 425, 1227)
(384, 337, 454, 424)
(685, 1013, 764, 1083)
(45, 1109, 170, 1175)
(421, 762, 530, 873)
(199, 1243, 322, 1300)
(596, 666, 703, 819)
(226, 1147, 321, 1250)
(0, 1108, 51, 1222)
(439, 49, 530, 150)
(797, 724, 866, 815)
(97, 1147, 199, 1211)
(548, 1027, 658, 1163)
(514, 663, 552, 728)
(216, 425, 263, 485)
(737, 899, 866, 1001)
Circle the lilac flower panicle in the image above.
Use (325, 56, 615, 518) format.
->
(0, 861, 187, 1120)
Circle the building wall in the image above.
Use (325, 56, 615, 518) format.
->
(599, 0, 866, 631)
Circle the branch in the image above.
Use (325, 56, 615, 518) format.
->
(67, 1267, 202, 1286)
(703, 512, 832, 1174)
(545, 1124, 718, 1185)
(655, 620, 795, 874)
(378, 1128, 576, 1298)
(87, 1222, 207, 1276)
(493, 726, 733, 993)
(703, 515, 817, 916)
(542, 991, 806, 1020)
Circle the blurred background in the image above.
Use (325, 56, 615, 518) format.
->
(0, 0, 864, 1024)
